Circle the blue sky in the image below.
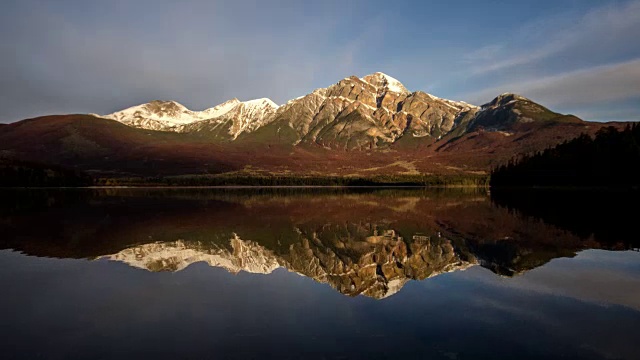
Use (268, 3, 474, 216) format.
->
(1, 0, 639, 123)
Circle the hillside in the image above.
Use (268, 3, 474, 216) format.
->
(0, 157, 92, 187)
(491, 124, 640, 188)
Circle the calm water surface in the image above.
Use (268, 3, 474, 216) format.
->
(0, 188, 638, 359)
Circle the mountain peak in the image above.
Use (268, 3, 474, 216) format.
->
(202, 98, 241, 117)
(361, 72, 410, 95)
(149, 99, 183, 105)
(470, 93, 562, 132)
(243, 98, 279, 109)
(484, 93, 530, 108)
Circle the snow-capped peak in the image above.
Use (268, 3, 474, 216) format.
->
(97, 97, 279, 134)
(201, 98, 241, 118)
(99, 100, 204, 126)
(361, 72, 410, 94)
(243, 98, 279, 109)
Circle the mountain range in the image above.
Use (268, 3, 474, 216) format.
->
(0, 72, 628, 178)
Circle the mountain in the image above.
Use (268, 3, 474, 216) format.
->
(0, 115, 237, 176)
(249, 72, 480, 150)
(468, 93, 582, 132)
(95, 98, 278, 139)
(94, 72, 479, 149)
(0, 72, 629, 178)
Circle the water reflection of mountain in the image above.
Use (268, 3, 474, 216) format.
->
(104, 231, 475, 299)
(0, 188, 632, 298)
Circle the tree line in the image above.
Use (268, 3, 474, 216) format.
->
(490, 124, 640, 188)
(95, 173, 489, 187)
(0, 158, 93, 187)
(0, 158, 490, 188)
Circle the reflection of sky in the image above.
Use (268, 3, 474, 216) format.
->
(455, 250, 640, 311)
(1, 249, 639, 359)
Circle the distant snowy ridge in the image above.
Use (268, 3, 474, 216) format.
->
(94, 97, 279, 137)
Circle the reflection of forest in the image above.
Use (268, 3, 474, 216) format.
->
(0, 188, 633, 298)
(492, 188, 639, 248)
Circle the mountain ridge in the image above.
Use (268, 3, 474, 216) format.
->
(92, 72, 499, 148)
(94, 97, 279, 138)
(0, 72, 631, 178)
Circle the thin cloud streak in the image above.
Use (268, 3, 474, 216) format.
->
(461, 58, 640, 120)
(0, 1, 639, 123)
(0, 0, 368, 122)
(465, 0, 640, 76)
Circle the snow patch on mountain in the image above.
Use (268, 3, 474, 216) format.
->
(426, 94, 479, 111)
(361, 72, 410, 95)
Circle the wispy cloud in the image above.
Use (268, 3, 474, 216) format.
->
(1, 1, 639, 123)
(466, 0, 640, 76)
(465, 41, 562, 76)
(461, 58, 640, 120)
(0, 0, 370, 121)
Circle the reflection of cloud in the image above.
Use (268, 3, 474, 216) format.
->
(462, 250, 640, 311)
(462, 59, 640, 114)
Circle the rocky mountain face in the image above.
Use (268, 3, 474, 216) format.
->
(95, 72, 552, 149)
(261, 73, 479, 149)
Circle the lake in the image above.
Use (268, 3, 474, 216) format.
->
(0, 188, 638, 359)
